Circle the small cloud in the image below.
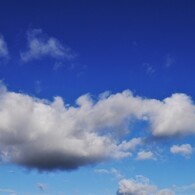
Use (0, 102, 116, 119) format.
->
(143, 63, 155, 75)
(34, 80, 42, 94)
(53, 61, 64, 71)
(0, 34, 9, 59)
(136, 151, 156, 161)
(117, 175, 175, 195)
(165, 55, 175, 67)
(118, 138, 143, 151)
(9, 170, 16, 174)
(0, 188, 16, 193)
(20, 29, 76, 62)
(95, 168, 123, 179)
(170, 144, 193, 157)
(37, 183, 47, 191)
(95, 169, 110, 174)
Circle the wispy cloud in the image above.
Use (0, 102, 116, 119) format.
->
(1, 83, 195, 170)
(0, 188, 16, 194)
(34, 80, 42, 94)
(95, 168, 123, 179)
(170, 144, 193, 157)
(165, 55, 175, 67)
(136, 151, 156, 161)
(143, 63, 155, 75)
(37, 183, 47, 191)
(20, 29, 76, 62)
(0, 34, 9, 59)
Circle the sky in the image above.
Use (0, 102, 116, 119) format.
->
(0, 0, 195, 194)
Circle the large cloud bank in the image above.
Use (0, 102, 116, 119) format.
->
(0, 83, 195, 170)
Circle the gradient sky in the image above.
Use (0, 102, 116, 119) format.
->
(0, 1, 195, 195)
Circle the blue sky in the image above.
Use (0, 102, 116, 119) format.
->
(0, 0, 195, 194)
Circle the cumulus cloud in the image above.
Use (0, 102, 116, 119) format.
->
(0, 35, 9, 58)
(170, 144, 193, 157)
(0, 84, 142, 170)
(116, 176, 175, 195)
(116, 176, 195, 195)
(1, 83, 195, 170)
(136, 151, 156, 161)
(20, 29, 76, 62)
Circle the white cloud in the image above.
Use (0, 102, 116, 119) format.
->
(145, 93, 195, 137)
(116, 176, 175, 195)
(117, 176, 195, 195)
(20, 29, 76, 62)
(1, 83, 195, 170)
(95, 168, 123, 179)
(136, 151, 156, 161)
(170, 144, 193, 157)
(0, 35, 9, 58)
(0, 84, 142, 170)
(117, 178, 155, 195)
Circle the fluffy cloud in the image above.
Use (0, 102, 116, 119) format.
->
(142, 93, 195, 137)
(0, 35, 9, 58)
(0, 84, 141, 170)
(20, 29, 76, 62)
(170, 144, 193, 157)
(1, 83, 195, 170)
(116, 176, 175, 195)
(136, 151, 156, 161)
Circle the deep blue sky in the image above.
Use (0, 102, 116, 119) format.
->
(1, 1, 195, 195)
(1, 0, 195, 100)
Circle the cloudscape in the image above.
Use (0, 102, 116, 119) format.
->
(0, 1, 195, 194)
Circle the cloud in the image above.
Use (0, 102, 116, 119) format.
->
(165, 55, 175, 67)
(20, 29, 76, 62)
(136, 151, 156, 161)
(146, 93, 195, 137)
(116, 176, 175, 195)
(0, 84, 142, 170)
(34, 80, 42, 94)
(0, 35, 9, 58)
(95, 168, 123, 179)
(173, 182, 195, 194)
(37, 183, 47, 191)
(170, 144, 193, 157)
(116, 175, 195, 195)
(0, 188, 16, 194)
(1, 83, 195, 170)
(143, 63, 155, 75)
